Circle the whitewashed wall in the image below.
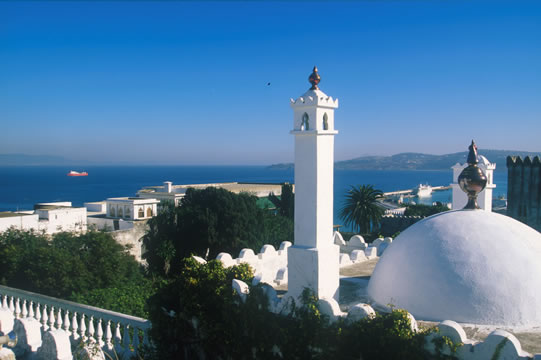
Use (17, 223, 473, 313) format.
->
(0, 214, 40, 233)
(36, 207, 87, 234)
(216, 241, 292, 286)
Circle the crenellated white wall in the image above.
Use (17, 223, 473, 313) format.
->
(216, 241, 292, 286)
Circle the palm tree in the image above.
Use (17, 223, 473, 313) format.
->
(339, 184, 384, 234)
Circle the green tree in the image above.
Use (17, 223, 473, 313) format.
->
(404, 203, 449, 217)
(0, 229, 146, 308)
(339, 185, 385, 234)
(268, 183, 294, 220)
(143, 187, 293, 278)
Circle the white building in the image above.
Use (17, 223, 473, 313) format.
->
(0, 212, 39, 232)
(86, 197, 159, 231)
(137, 181, 184, 207)
(287, 67, 340, 301)
(33, 202, 87, 234)
(137, 181, 289, 210)
(85, 198, 159, 262)
(0, 202, 87, 235)
(451, 155, 496, 211)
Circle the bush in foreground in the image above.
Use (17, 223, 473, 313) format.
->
(146, 258, 451, 360)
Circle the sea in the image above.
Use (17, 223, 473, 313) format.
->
(0, 166, 508, 230)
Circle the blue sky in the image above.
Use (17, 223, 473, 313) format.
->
(1, 1, 540, 165)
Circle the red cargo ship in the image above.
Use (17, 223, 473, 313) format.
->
(67, 170, 88, 177)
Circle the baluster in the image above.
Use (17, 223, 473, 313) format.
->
(96, 318, 104, 346)
(105, 320, 113, 350)
(114, 322, 122, 351)
(35, 303, 41, 323)
(14, 298, 21, 318)
(79, 314, 87, 340)
(28, 301, 34, 319)
(88, 316, 95, 342)
(56, 308, 62, 330)
(8, 296, 14, 314)
(71, 312, 79, 340)
(143, 328, 150, 346)
(122, 324, 131, 352)
(41, 305, 49, 331)
(1, 295, 7, 309)
(63, 310, 70, 332)
(48, 306, 55, 330)
(132, 327, 140, 354)
(21, 299, 28, 318)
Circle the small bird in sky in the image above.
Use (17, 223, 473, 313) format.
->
(267, 82, 271, 86)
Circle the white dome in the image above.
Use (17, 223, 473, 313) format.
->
(367, 210, 541, 327)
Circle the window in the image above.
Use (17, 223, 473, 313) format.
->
(138, 207, 144, 218)
(125, 207, 131, 218)
(323, 113, 329, 130)
(118, 207, 123, 217)
(301, 113, 309, 131)
(147, 208, 153, 217)
(110, 207, 116, 217)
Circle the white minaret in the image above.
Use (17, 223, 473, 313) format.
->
(287, 67, 340, 301)
(451, 154, 496, 211)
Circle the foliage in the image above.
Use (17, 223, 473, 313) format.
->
(143, 187, 293, 278)
(339, 184, 385, 233)
(268, 183, 294, 220)
(404, 203, 450, 217)
(146, 257, 452, 360)
(71, 280, 156, 319)
(0, 229, 145, 312)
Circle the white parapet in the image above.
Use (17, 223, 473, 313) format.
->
(216, 241, 291, 286)
(364, 247, 378, 259)
(425, 320, 537, 360)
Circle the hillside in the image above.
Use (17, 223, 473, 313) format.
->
(269, 150, 541, 171)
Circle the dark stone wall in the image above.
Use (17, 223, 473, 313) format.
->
(507, 156, 541, 232)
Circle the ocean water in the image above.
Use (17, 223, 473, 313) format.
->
(0, 166, 508, 228)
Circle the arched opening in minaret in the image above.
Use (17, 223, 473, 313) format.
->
(301, 113, 309, 131)
(323, 113, 329, 130)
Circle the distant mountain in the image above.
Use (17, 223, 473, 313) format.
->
(0, 154, 83, 166)
(268, 149, 541, 171)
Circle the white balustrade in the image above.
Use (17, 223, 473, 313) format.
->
(0, 285, 151, 356)
(42, 304, 49, 331)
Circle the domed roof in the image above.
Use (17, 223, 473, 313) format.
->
(367, 210, 541, 327)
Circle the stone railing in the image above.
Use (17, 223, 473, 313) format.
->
(0, 285, 151, 358)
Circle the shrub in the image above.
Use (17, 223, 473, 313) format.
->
(146, 257, 448, 360)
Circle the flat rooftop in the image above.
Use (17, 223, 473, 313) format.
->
(0, 212, 33, 218)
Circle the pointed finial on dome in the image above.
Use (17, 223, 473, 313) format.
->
(458, 140, 487, 210)
(308, 66, 321, 90)
(467, 140, 478, 165)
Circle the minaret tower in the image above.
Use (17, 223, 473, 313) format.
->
(287, 67, 340, 301)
